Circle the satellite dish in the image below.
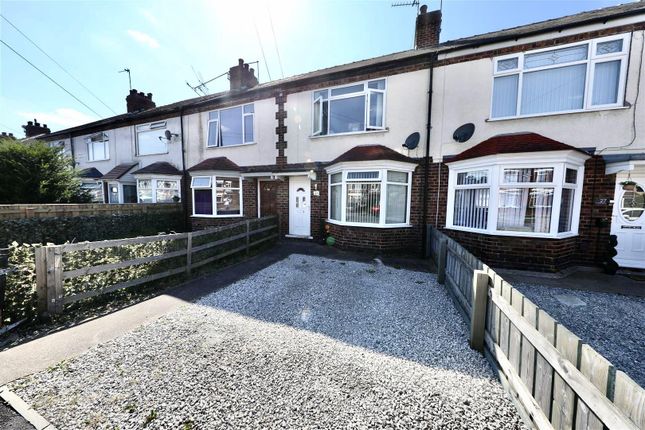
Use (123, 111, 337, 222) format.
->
(403, 132, 420, 150)
(453, 123, 475, 143)
(164, 130, 172, 140)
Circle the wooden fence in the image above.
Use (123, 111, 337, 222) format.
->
(428, 227, 645, 430)
(0, 203, 181, 220)
(34, 216, 278, 315)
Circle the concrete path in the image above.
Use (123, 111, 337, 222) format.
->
(0, 240, 429, 386)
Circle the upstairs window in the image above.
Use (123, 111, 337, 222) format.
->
(137, 121, 168, 155)
(313, 79, 386, 136)
(491, 34, 629, 119)
(207, 104, 254, 147)
(86, 133, 109, 161)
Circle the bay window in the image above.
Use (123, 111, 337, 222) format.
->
(137, 178, 180, 203)
(327, 164, 413, 227)
(491, 34, 629, 119)
(447, 155, 586, 238)
(136, 121, 168, 155)
(207, 104, 254, 147)
(313, 79, 386, 136)
(190, 175, 242, 217)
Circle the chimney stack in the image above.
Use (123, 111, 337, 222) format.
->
(415, 5, 442, 49)
(22, 118, 51, 138)
(126, 89, 156, 113)
(0, 132, 16, 140)
(229, 58, 259, 91)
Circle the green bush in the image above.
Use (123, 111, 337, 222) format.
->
(3, 243, 38, 324)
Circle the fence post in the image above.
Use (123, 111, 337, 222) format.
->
(245, 220, 251, 256)
(469, 270, 490, 352)
(186, 232, 193, 276)
(437, 238, 448, 284)
(45, 246, 64, 314)
(34, 245, 48, 316)
(0, 247, 8, 326)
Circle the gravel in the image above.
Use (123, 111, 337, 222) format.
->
(514, 283, 645, 387)
(9, 254, 526, 429)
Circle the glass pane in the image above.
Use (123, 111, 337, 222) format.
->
(386, 184, 407, 224)
(492, 75, 518, 118)
(592, 60, 620, 105)
(108, 184, 119, 203)
(208, 111, 219, 121)
(503, 168, 554, 183)
(138, 129, 167, 155)
(497, 188, 554, 233)
(453, 188, 489, 229)
(524, 44, 588, 69)
(330, 83, 364, 96)
(243, 104, 254, 113)
(192, 177, 211, 188)
(457, 170, 488, 185)
(330, 96, 365, 133)
(194, 189, 213, 215)
(314, 89, 328, 100)
(207, 120, 219, 147)
(330, 173, 342, 184)
(330, 184, 342, 221)
(597, 39, 623, 55)
(368, 91, 384, 128)
(138, 179, 152, 189)
(123, 185, 137, 203)
(368, 79, 385, 90)
(215, 177, 240, 189)
(220, 106, 243, 146)
(497, 58, 518, 71)
(620, 185, 645, 222)
(156, 188, 180, 203)
(313, 98, 322, 135)
(558, 188, 575, 232)
(565, 168, 577, 184)
(521, 64, 586, 115)
(138, 188, 153, 203)
(216, 189, 241, 215)
(346, 183, 381, 224)
(156, 180, 178, 189)
(387, 171, 408, 183)
(347, 171, 379, 180)
(244, 114, 254, 142)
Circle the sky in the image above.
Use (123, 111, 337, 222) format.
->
(0, 0, 633, 135)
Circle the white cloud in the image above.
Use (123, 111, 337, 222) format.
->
(127, 29, 160, 49)
(140, 9, 160, 27)
(18, 109, 97, 129)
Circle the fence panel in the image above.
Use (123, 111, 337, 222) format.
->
(428, 226, 644, 430)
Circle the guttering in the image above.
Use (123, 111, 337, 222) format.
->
(421, 53, 435, 257)
(179, 106, 190, 230)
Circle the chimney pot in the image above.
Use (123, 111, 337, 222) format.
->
(22, 118, 50, 138)
(238, 58, 244, 65)
(420, 5, 427, 13)
(28, 121, 33, 126)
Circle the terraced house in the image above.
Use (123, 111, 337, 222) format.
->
(37, 2, 645, 273)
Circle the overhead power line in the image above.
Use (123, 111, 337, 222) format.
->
(1, 14, 117, 115)
(267, 7, 284, 79)
(1, 39, 102, 118)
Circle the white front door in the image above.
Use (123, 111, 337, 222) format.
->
(610, 172, 645, 269)
(289, 176, 311, 237)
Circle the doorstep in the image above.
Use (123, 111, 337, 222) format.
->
(284, 234, 313, 240)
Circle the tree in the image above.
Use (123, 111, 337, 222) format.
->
(0, 138, 91, 204)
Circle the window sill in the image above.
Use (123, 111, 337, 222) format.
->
(486, 104, 629, 122)
(191, 214, 243, 219)
(86, 158, 109, 163)
(136, 151, 169, 157)
(326, 219, 412, 229)
(310, 129, 389, 139)
(446, 225, 578, 239)
(206, 142, 257, 149)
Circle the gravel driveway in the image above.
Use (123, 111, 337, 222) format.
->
(514, 283, 645, 387)
(9, 254, 525, 429)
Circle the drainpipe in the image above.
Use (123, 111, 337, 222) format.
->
(179, 107, 190, 231)
(421, 53, 435, 257)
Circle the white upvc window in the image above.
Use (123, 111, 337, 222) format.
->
(137, 178, 180, 203)
(190, 174, 243, 217)
(491, 33, 630, 119)
(313, 78, 386, 136)
(207, 104, 254, 147)
(136, 121, 168, 155)
(446, 153, 587, 238)
(81, 181, 103, 202)
(327, 162, 413, 228)
(86, 133, 109, 161)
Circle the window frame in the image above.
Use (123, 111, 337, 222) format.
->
(490, 33, 630, 120)
(85, 133, 109, 162)
(206, 103, 255, 148)
(135, 176, 181, 204)
(189, 173, 244, 218)
(326, 161, 414, 228)
(136, 121, 168, 156)
(312, 78, 387, 137)
(446, 153, 587, 239)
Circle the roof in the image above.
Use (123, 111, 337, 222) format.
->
(78, 167, 103, 179)
(187, 157, 240, 172)
(43, 2, 645, 140)
(447, 133, 589, 163)
(328, 145, 416, 165)
(102, 162, 139, 180)
(131, 162, 182, 176)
